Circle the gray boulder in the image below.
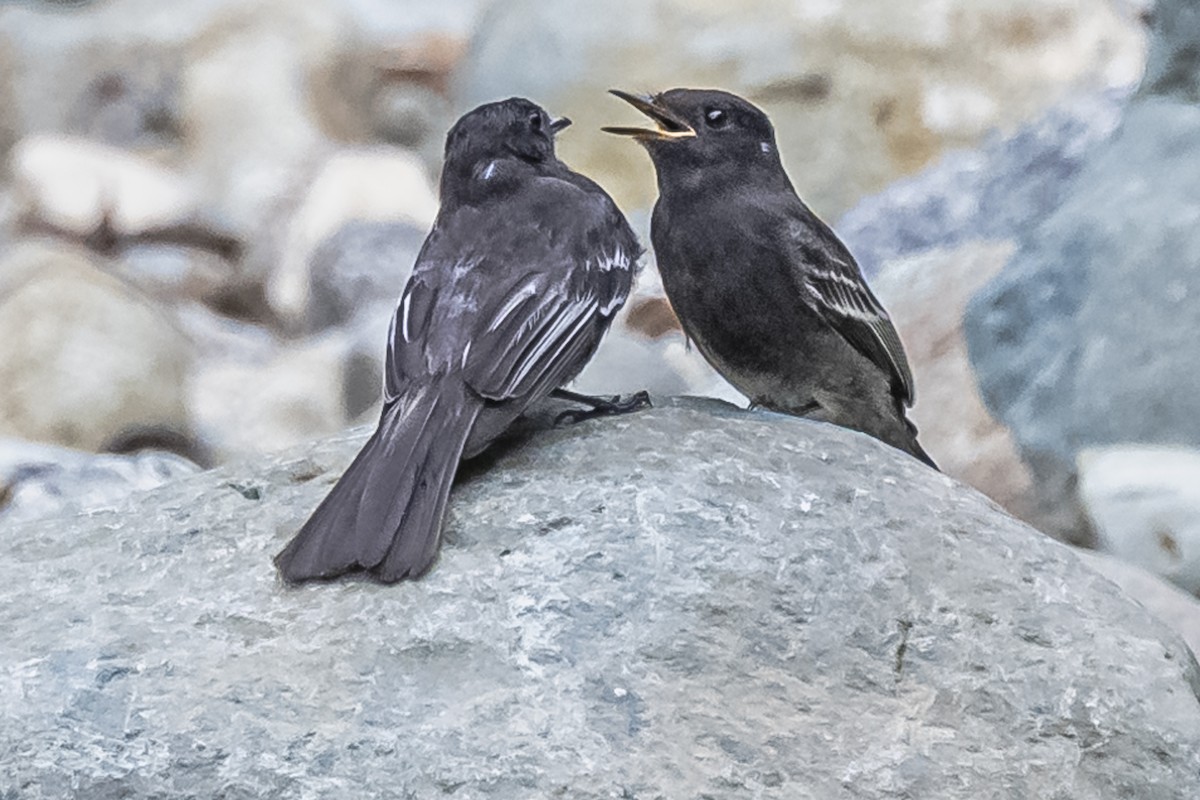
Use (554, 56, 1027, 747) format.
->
(0, 437, 200, 526)
(963, 0, 1200, 542)
(2, 398, 1198, 798)
(836, 88, 1127, 277)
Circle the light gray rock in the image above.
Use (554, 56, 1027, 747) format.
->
(963, 0, 1200, 542)
(303, 219, 426, 334)
(0, 241, 193, 453)
(2, 399, 1198, 798)
(0, 438, 200, 526)
(1078, 445, 1200, 595)
(264, 148, 437, 329)
(1076, 547, 1200, 660)
(11, 134, 199, 239)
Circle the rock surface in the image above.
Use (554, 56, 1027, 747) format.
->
(1076, 547, 1200, 660)
(963, 0, 1200, 542)
(11, 135, 199, 238)
(0, 437, 200, 526)
(2, 399, 1198, 798)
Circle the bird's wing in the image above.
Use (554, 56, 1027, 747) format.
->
(462, 245, 635, 402)
(384, 196, 637, 406)
(786, 218, 915, 406)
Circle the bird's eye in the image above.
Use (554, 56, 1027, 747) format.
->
(705, 108, 728, 129)
(529, 112, 543, 132)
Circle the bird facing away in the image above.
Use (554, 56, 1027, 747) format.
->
(605, 88, 935, 468)
(275, 97, 642, 584)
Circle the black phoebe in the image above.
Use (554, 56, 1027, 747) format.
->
(276, 97, 642, 584)
(605, 88, 935, 468)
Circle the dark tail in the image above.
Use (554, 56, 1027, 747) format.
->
(274, 380, 480, 584)
(902, 413, 939, 471)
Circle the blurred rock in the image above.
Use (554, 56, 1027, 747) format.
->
(305, 219, 426, 332)
(457, 0, 1145, 217)
(0, 437, 199, 526)
(171, 300, 277, 362)
(0, 242, 192, 452)
(3, 399, 1199, 797)
(1137, 0, 1200, 102)
(266, 149, 437, 329)
(112, 244, 238, 307)
(837, 89, 1128, 277)
(1078, 446, 1200, 596)
(0, 36, 17, 165)
(871, 241, 1035, 520)
(310, 32, 463, 162)
(964, 0, 1200, 543)
(11, 135, 197, 238)
(1076, 547, 1200, 657)
(179, 0, 347, 277)
(62, 46, 182, 149)
(189, 330, 367, 461)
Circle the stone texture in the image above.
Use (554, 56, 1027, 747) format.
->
(0, 242, 192, 452)
(1078, 445, 1200, 596)
(871, 241, 1035, 522)
(1076, 547, 1200, 659)
(457, 0, 1144, 217)
(0, 438, 200, 526)
(2, 399, 1198, 798)
(964, 0, 1200, 543)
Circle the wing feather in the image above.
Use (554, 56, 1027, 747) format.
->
(789, 222, 915, 406)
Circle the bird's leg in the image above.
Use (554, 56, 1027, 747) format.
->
(552, 388, 652, 426)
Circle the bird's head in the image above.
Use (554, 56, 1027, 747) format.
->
(604, 88, 781, 188)
(441, 97, 572, 201)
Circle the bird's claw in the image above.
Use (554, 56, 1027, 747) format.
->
(554, 390, 652, 426)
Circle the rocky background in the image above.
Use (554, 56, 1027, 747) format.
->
(5, 0, 1194, 577)
(5, 0, 1200, 794)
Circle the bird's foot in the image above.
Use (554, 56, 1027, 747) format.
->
(552, 389, 652, 426)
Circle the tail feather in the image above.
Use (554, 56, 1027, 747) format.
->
(274, 381, 479, 583)
(901, 412, 939, 471)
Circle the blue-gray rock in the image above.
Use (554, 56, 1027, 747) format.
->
(836, 89, 1127, 277)
(304, 220, 426, 333)
(963, 0, 1200, 542)
(2, 398, 1198, 798)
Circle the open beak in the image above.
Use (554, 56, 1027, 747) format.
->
(550, 116, 572, 134)
(602, 90, 696, 140)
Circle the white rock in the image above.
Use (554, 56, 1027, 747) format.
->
(178, 0, 348, 271)
(11, 135, 197, 236)
(189, 330, 361, 461)
(1078, 445, 1200, 595)
(267, 148, 437, 327)
(0, 242, 192, 452)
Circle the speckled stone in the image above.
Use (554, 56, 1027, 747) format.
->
(2, 398, 1198, 799)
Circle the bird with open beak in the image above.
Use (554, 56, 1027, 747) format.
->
(605, 88, 936, 468)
